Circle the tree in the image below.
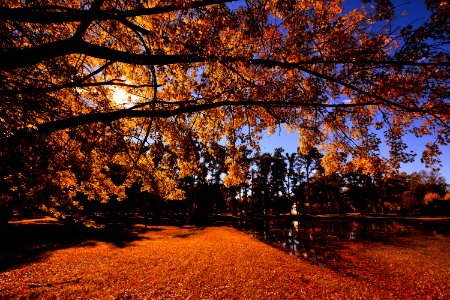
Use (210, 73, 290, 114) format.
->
(310, 172, 345, 214)
(201, 141, 227, 214)
(344, 170, 377, 214)
(223, 142, 252, 215)
(404, 170, 448, 208)
(423, 192, 441, 205)
(297, 147, 323, 214)
(269, 147, 287, 213)
(252, 152, 272, 215)
(382, 172, 409, 212)
(285, 152, 300, 214)
(1, 0, 448, 221)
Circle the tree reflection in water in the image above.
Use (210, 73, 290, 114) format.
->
(235, 218, 450, 268)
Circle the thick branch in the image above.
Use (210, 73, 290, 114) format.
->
(15, 100, 381, 137)
(0, 38, 79, 71)
(72, 0, 105, 40)
(2, 38, 448, 71)
(0, 0, 235, 23)
(0, 39, 200, 71)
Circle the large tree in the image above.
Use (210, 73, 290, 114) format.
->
(0, 0, 448, 220)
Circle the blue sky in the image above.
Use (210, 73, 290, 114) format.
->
(222, 0, 448, 181)
(259, 127, 450, 181)
(256, 0, 449, 181)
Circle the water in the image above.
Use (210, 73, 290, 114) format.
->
(233, 217, 450, 268)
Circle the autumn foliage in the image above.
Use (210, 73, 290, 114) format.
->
(0, 0, 448, 220)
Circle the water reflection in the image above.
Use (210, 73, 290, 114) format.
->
(235, 218, 450, 268)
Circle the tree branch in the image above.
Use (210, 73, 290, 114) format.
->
(0, 0, 236, 23)
(9, 99, 383, 138)
(1, 61, 116, 96)
(2, 80, 160, 96)
(2, 38, 447, 71)
(0, 38, 200, 71)
(72, 0, 105, 40)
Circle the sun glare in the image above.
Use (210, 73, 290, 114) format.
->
(112, 87, 129, 105)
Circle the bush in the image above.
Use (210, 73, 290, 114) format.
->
(423, 192, 441, 205)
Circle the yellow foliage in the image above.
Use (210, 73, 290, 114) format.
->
(423, 192, 441, 205)
(1, 0, 447, 220)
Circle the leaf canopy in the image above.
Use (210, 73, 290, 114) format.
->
(0, 0, 448, 216)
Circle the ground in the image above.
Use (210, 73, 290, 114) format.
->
(0, 218, 449, 299)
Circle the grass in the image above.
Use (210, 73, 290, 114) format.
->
(0, 219, 449, 299)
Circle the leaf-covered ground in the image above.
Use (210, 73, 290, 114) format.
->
(0, 221, 449, 299)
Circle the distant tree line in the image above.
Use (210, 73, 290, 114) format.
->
(177, 146, 450, 221)
(4, 143, 448, 227)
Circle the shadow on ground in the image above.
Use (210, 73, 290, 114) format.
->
(0, 217, 161, 272)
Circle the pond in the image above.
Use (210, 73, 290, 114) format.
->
(232, 217, 450, 268)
